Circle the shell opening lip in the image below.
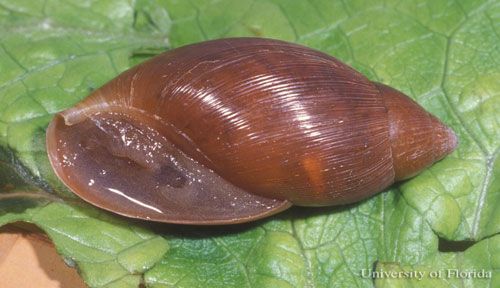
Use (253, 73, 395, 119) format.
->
(46, 113, 65, 171)
(58, 103, 111, 126)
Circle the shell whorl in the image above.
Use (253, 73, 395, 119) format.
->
(70, 38, 396, 205)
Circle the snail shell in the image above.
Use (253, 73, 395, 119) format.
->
(46, 38, 457, 224)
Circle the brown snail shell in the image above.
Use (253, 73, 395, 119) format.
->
(46, 38, 457, 224)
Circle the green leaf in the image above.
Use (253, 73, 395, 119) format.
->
(0, 0, 498, 287)
(374, 235, 500, 287)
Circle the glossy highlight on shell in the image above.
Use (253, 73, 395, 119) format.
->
(46, 38, 457, 225)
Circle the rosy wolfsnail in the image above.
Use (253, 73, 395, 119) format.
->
(46, 38, 457, 224)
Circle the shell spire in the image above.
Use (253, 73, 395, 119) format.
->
(375, 82, 457, 180)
